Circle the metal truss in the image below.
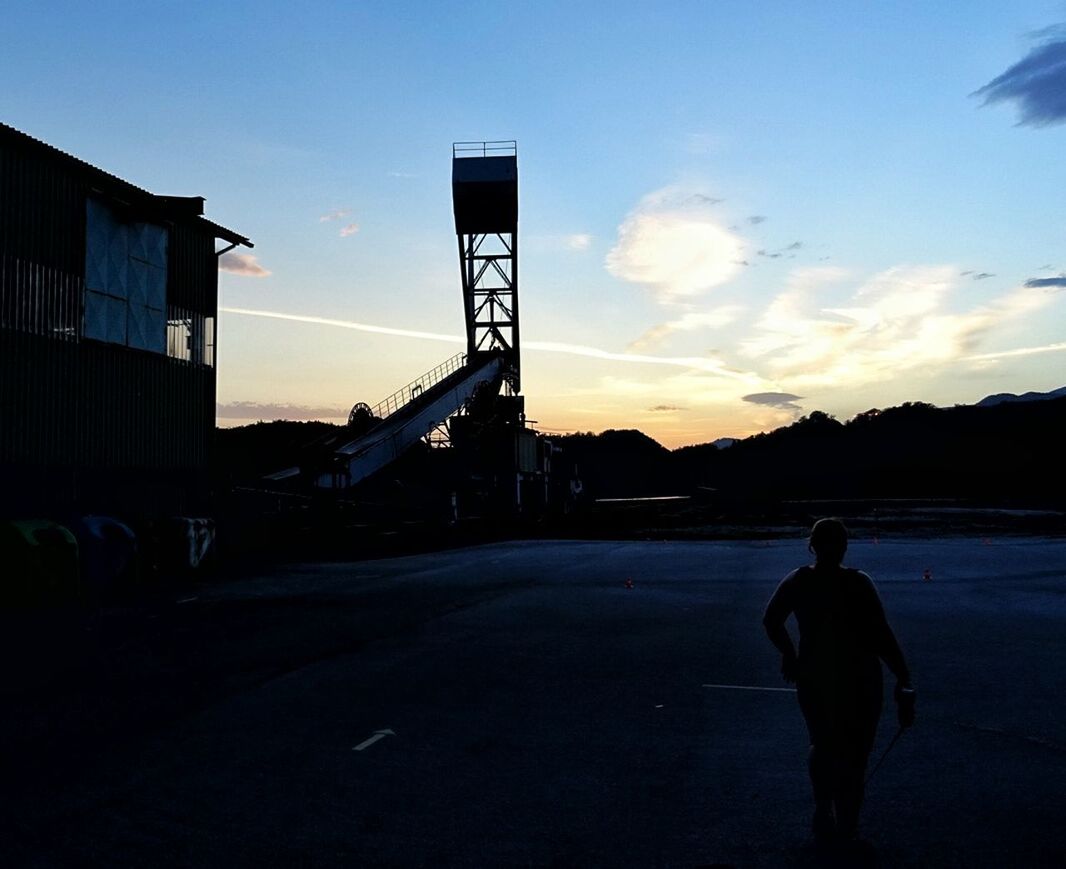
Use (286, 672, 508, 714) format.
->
(424, 420, 452, 449)
(459, 231, 519, 391)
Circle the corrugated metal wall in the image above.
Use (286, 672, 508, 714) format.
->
(0, 130, 219, 519)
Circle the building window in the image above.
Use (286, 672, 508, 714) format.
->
(205, 316, 215, 367)
(166, 311, 192, 362)
(84, 199, 167, 353)
(165, 306, 215, 367)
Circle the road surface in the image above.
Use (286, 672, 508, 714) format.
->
(4, 537, 1065, 867)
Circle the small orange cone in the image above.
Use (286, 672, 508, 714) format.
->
(922, 568, 932, 582)
(624, 577, 634, 589)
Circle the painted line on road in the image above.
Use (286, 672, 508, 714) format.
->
(353, 728, 395, 751)
(702, 683, 797, 693)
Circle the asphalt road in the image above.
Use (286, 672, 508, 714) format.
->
(4, 538, 1066, 868)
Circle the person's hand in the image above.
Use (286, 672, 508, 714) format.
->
(781, 654, 799, 684)
(895, 683, 916, 729)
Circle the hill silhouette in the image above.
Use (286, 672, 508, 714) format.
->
(552, 429, 674, 499)
(975, 385, 1066, 407)
(213, 420, 343, 484)
(215, 395, 1066, 505)
(676, 398, 1066, 502)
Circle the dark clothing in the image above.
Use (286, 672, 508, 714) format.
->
(764, 564, 909, 836)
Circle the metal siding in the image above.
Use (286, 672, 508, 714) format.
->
(169, 223, 215, 314)
(0, 132, 222, 519)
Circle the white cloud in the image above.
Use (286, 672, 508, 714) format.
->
(320, 208, 351, 222)
(606, 187, 746, 304)
(629, 304, 745, 350)
(218, 252, 271, 277)
(561, 369, 758, 408)
(740, 265, 1055, 390)
(565, 233, 593, 251)
(339, 223, 360, 237)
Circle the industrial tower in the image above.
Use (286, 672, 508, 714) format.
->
(452, 141, 520, 395)
(275, 142, 527, 494)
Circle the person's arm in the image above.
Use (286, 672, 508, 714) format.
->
(863, 573, 911, 686)
(763, 573, 799, 683)
(859, 572, 916, 727)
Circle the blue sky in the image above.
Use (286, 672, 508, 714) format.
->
(5, 1, 1066, 446)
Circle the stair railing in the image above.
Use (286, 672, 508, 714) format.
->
(370, 353, 467, 421)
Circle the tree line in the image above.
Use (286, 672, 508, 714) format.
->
(557, 398, 1066, 503)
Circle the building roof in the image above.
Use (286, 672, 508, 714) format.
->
(0, 122, 252, 248)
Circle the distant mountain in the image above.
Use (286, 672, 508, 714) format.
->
(976, 386, 1066, 407)
(711, 437, 737, 450)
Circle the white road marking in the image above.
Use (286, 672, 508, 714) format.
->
(702, 683, 797, 693)
(353, 728, 396, 751)
(177, 597, 198, 604)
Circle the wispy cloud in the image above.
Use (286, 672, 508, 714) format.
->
(747, 215, 767, 225)
(388, 171, 417, 179)
(629, 304, 745, 350)
(648, 404, 686, 412)
(1024, 276, 1066, 289)
(973, 26, 1066, 126)
(565, 370, 756, 406)
(740, 265, 1054, 390)
(320, 208, 351, 222)
(565, 233, 593, 251)
(217, 401, 348, 421)
(339, 223, 360, 237)
(606, 186, 746, 304)
(221, 306, 762, 381)
(742, 392, 804, 413)
(973, 272, 995, 280)
(219, 252, 271, 277)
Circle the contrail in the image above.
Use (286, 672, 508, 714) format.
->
(221, 306, 759, 381)
(221, 307, 464, 345)
(964, 341, 1066, 361)
(524, 339, 755, 381)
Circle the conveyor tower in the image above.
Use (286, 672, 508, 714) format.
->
(452, 141, 520, 394)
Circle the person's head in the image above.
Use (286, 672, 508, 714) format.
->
(808, 517, 848, 565)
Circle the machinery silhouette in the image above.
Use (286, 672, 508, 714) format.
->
(268, 142, 577, 519)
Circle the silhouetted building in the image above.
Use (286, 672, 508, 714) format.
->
(0, 123, 250, 518)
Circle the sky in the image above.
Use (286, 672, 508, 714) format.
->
(5, 1, 1066, 447)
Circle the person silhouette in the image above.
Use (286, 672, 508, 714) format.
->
(763, 518, 913, 843)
